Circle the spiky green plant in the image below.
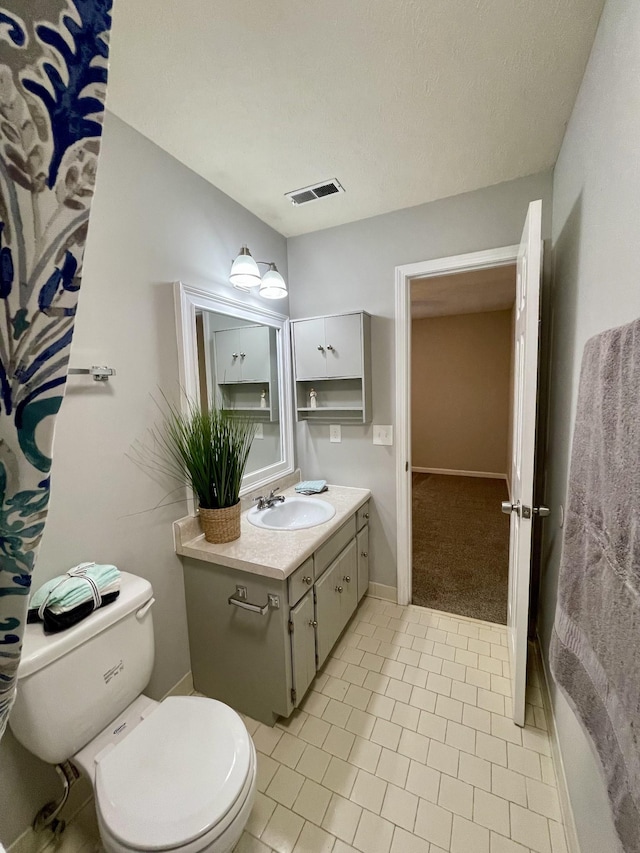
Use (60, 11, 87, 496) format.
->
(143, 396, 256, 509)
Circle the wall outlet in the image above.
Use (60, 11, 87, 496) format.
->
(373, 425, 393, 446)
(329, 424, 341, 443)
(254, 423, 264, 440)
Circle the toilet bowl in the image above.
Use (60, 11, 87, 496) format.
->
(75, 695, 257, 853)
(9, 572, 256, 853)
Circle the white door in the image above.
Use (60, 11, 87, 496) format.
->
(504, 199, 543, 726)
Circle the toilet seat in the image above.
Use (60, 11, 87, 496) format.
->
(95, 696, 254, 851)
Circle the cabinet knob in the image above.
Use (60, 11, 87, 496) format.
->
(363, 513, 369, 519)
(240, 352, 246, 358)
(335, 585, 343, 593)
(326, 344, 334, 351)
(361, 552, 368, 558)
(303, 576, 312, 584)
(232, 352, 238, 358)
(309, 619, 318, 627)
(343, 576, 351, 583)
(317, 345, 324, 352)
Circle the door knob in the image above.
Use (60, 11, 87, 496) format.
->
(533, 506, 550, 517)
(501, 501, 521, 516)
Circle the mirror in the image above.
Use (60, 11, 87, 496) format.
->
(174, 282, 294, 496)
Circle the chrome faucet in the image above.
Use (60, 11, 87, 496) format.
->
(254, 488, 286, 510)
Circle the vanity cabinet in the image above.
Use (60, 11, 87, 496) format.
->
(291, 311, 372, 423)
(182, 500, 370, 725)
(213, 325, 279, 421)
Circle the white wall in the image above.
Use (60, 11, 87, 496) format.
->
(0, 113, 287, 847)
(539, 1, 640, 850)
(287, 172, 552, 590)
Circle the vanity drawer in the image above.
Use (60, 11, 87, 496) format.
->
(356, 502, 370, 531)
(288, 557, 315, 606)
(315, 517, 356, 578)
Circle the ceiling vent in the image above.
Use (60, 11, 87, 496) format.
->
(285, 179, 345, 206)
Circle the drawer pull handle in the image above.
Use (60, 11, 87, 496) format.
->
(309, 619, 318, 627)
(361, 552, 368, 558)
(343, 576, 351, 583)
(303, 575, 313, 584)
(335, 585, 343, 593)
(229, 586, 280, 615)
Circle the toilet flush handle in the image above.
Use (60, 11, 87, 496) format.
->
(136, 597, 156, 620)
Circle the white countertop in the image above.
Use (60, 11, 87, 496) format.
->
(173, 484, 371, 580)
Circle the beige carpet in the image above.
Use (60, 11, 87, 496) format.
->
(412, 473, 510, 624)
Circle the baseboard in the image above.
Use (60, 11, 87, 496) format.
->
(163, 671, 194, 698)
(412, 467, 507, 480)
(366, 583, 397, 602)
(533, 638, 581, 853)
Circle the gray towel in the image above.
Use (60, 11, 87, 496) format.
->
(550, 318, 640, 853)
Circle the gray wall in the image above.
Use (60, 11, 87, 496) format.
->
(0, 113, 287, 847)
(287, 172, 553, 589)
(539, 1, 640, 851)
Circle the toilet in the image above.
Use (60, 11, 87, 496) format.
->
(10, 572, 256, 853)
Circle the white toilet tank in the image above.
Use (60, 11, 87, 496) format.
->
(10, 572, 155, 765)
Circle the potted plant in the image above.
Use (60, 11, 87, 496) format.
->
(147, 396, 256, 543)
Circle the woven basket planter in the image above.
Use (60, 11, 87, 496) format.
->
(199, 502, 241, 543)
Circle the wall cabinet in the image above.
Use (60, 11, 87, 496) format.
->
(213, 325, 278, 421)
(182, 500, 370, 725)
(291, 311, 372, 423)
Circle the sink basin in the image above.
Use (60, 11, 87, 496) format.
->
(247, 496, 336, 530)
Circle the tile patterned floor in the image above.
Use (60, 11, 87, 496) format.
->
(33, 598, 568, 853)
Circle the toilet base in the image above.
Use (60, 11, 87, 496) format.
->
(97, 742, 256, 853)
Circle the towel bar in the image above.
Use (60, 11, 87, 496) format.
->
(68, 366, 116, 382)
(228, 586, 280, 614)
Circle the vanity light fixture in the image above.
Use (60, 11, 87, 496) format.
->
(229, 245, 288, 300)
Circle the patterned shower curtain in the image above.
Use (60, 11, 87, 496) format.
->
(0, 0, 112, 738)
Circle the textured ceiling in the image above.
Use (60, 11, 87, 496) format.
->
(411, 266, 516, 318)
(107, 0, 604, 237)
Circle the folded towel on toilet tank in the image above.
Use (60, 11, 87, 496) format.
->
(28, 562, 121, 633)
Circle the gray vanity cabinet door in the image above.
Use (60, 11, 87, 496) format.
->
(324, 314, 362, 378)
(290, 591, 316, 706)
(338, 539, 358, 621)
(214, 329, 243, 383)
(293, 318, 326, 379)
(315, 557, 344, 667)
(357, 526, 369, 601)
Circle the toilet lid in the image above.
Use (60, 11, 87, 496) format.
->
(95, 696, 252, 850)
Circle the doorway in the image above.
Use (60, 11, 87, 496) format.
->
(409, 269, 516, 623)
(395, 200, 543, 726)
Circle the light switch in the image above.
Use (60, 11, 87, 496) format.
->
(373, 425, 393, 446)
(330, 424, 341, 443)
(254, 423, 264, 440)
